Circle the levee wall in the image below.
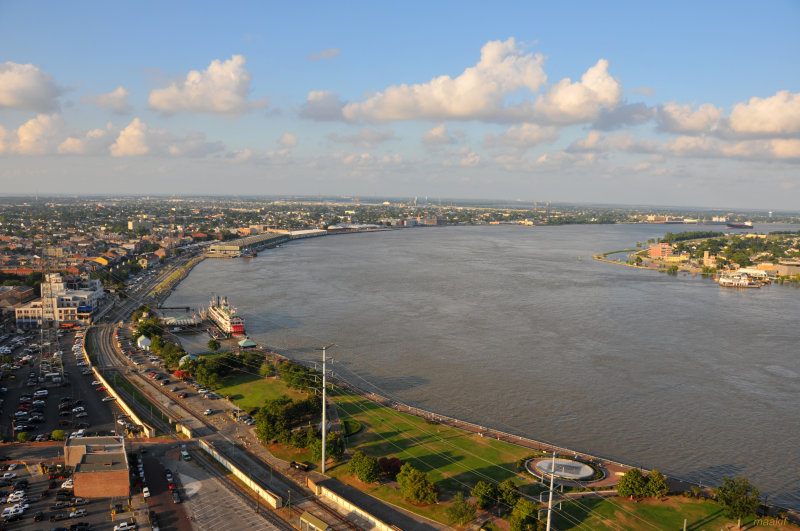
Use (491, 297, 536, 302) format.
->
(197, 439, 282, 509)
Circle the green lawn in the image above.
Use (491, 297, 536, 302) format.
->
(214, 373, 306, 412)
(554, 496, 790, 530)
(329, 389, 535, 523)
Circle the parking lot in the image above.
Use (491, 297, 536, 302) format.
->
(1, 328, 130, 444)
(0, 445, 136, 530)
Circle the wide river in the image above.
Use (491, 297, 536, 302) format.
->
(164, 224, 800, 510)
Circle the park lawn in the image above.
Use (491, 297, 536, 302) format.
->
(214, 373, 306, 412)
(331, 390, 533, 494)
(554, 496, 791, 530)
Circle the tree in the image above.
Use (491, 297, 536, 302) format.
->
(311, 432, 344, 462)
(645, 469, 669, 498)
(498, 478, 520, 508)
(396, 463, 438, 504)
(617, 468, 648, 498)
(445, 492, 476, 526)
(348, 451, 381, 484)
(509, 497, 539, 531)
(471, 480, 498, 509)
(716, 476, 760, 529)
(207, 339, 220, 352)
(16, 431, 31, 442)
(51, 429, 66, 441)
(259, 361, 275, 377)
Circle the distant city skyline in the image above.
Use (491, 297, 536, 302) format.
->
(1, 1, 798, 209)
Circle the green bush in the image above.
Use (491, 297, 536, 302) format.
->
(51, 429, 66, 441)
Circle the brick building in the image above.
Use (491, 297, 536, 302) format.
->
(65, 436, 129, 498)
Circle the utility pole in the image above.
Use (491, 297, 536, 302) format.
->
(315, 344, 334, 473)
(546, 451, 558, 531)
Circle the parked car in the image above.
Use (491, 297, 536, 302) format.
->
(69, 508, 87, 518)
(142, 487, 150, 498)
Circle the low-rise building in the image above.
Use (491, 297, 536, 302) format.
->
(66, 436, 129, 498)
(649, 243, 673, 258)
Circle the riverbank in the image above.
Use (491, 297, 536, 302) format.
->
(160, 225, 800, 514)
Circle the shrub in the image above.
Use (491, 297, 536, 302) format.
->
(51, 429, 66, 441)
(348, 451, 381, 484)
(378, 456, 403, 478)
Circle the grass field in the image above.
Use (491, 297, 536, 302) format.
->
(214, 373, 306, 412)
(326, 389, 536, 523)
(553, 496, 791, 530)
(195, 373, 790, 530)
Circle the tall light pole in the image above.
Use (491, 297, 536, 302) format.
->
(546, 451, 558, 531)
(315, 344, 334, 473)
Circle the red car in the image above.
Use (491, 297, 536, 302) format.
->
(178, 393, 188, 399)
(95, 386, 106, 391)
(148, 373, 156, 378)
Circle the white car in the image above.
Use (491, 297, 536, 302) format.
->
(1, 507, 22, 518)
(7, 463, 18, 470)
(61, 479, 73, 488)
(72, 407, 85, 414)
(11, 502, 29, 511)
(114, 522, 136, 531)
(2, 472, 16, 479)
(102, 396, 116, 402)
(91, 380, 101, 386)
(142, 487, 150, 498)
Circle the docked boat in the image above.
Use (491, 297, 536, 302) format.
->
(202, 296, 245, 336)
(718, 273, 761, 288)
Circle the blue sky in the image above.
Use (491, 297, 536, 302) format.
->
(1, 1, 799, 209)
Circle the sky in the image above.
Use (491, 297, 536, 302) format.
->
(1, 1, 799, 210)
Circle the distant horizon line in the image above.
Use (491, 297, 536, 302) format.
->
(0, 193, 797, 216)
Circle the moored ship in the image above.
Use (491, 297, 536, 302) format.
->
(726, 221, 753, 229)
(202, 296, 245, 336)
(718, 273, 761, 288)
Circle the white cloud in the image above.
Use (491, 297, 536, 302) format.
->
(84, 86, 133, 113)
(657, 102, 722, 134)
(58, 123, 117, 155)
(278, 132, 298, 148)
(0, 62, 61, 112)
(592, 102, 655, 131)
(167, 132, 225, 157)
(727, 90, 800, 137)
(422, 124, 456, 145)
(532, 59, 623, 124)
(309, 48, 341, 61)
(327, 127, 394, 148)
(483, 124, 558, 150)
(298, 90, 346, 121)
(567, 131, 658, 154)
(147, 55, 266, 116)
(110, 118, 150, 156)
(664, 135, 800, 161)
(0, 114, 65, 155)
(342, 38, 547, 122)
